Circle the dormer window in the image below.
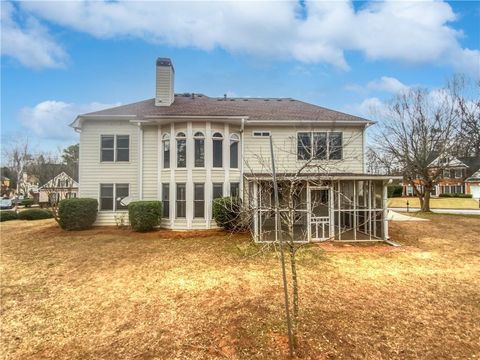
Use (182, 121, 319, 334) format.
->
(212, 132, 223, 168)
(194, 132, 205, 167)
(176, 132, 186, 168)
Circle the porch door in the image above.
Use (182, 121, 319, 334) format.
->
(310, 188, 331, 241)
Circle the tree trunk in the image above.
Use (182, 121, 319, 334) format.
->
(289, 245, 299, 349)
(422, 186, 431, 212)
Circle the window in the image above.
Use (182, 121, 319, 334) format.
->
(212, 183, 223, 200)
(194, 132, 205, 167)
(297, 132, 343, 160)
(297, 132, 311, 160)
(454, 169, 463, 178)
(116, 135, 130, 161)
(230, 182, 240, 197)
(100, 184, 129, 211)
(101, 135, 129, 162)
(443, 169, 450, 178)
(252, 131, 271, 137)
(101, 135, 114, 162)
(328, 132, 342, 160)
(213, 132, 223, 168)
(115, 184, 129, 210)
(194, 183, 205, 218)
(162, 134, 170, 168)
(176, 183, 186, 218)
(100, 184, 114, 210)
(230, 134, 239, 168)
(162, 183, 170, 218)
(176, 132, 186, 168)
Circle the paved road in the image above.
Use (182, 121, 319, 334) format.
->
(389, 207, 480, 215)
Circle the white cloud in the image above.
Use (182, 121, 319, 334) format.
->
(0, 2, 66, 69)
(19, 101, 120, 140)
(3, 0, 479, 74)
(367, 76, 410, 94)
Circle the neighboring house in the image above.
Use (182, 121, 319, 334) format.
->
(465, 169, 480, 199)
(403, 155, 480, 197)
(71, 58, 400, 242)
(38, 172, 79, 206)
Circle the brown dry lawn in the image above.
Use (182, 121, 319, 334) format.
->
(1, 215, 479, 359)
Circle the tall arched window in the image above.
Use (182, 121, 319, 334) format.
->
(162, 133, 170, 168)
(230, 134, 239, 168)
(212, 132, 223, 168)
(194, 131, 205, 167)
(176, 132, 186, 168)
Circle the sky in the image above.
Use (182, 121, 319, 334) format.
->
(1, 0, 479, 154)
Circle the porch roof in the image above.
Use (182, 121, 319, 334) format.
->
(244, 173, 403, 181)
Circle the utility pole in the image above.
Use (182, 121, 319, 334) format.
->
(269, 135, 294, 357)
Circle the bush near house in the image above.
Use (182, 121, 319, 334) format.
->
(58, 198, 98, 230)
(0, 211, 18, 222)
(212, 196, 246, 232)
(21, 198, 34, 207)
(439, 193, 473, 198)
(128, 201, 162, 232)
(17, 209, 53, 220)
(387, 185, 403, 198)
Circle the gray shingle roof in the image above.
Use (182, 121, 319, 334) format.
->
(82, 94, 372, 123)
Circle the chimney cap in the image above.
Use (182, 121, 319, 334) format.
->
(156, 57, 174, 71)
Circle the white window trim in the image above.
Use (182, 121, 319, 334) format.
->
(99, 183, 129, 212)
(296, 131, 343, 161)
(100, 134, 130, 163)
(252, 131, 271, 137)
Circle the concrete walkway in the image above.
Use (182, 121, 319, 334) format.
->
(387, 210, 429, 221)
(389, 207, 480, 215)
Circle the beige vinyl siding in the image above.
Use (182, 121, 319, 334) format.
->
(155, 66, 174, 106)
(243, 125, 365, 174)
(142, 126, 158, 200)
(79, 120, 139, 225)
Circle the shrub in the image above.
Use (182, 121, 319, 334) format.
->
(18, 209, 53, 220)
(0, 211, 18, 222)
(128, 201, 162, 232)
(212, 196, 246, 232)
(21, 198, 34, 207)
(58, 198, 98, 230)
(387, 185, 403, 198)
(439, 193, 473, 198)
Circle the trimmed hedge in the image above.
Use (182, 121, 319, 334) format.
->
(128, 201, 162, 232)
(212, 196, 245, 232)
(0, 210, 18, 222)
(18, 209, 53, 220)
(21, 198, 34, 207)
(439, 193, 473, 198)
(58, 198, 98, 230)
(387, 185, 403, 198)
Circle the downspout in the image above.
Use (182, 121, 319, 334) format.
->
(363, 124, 367, 173)
(240, 117, 246, 199)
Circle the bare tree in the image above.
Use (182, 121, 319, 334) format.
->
(377, 87, 460, 211)
(2, 138, 33, 197)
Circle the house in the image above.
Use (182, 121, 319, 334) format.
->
(1, 176, 11, 196)
(403, 155, 480, 197)
(38, 172, 79, 207)
(18, 173, 39, 197)
(465, 169, 480, 199)
(71, 58, 400, 242)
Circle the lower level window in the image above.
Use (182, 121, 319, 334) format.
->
(162, 183, 170, 218)
(230, 182, 240, 197)
(194, 183, 205, 218)
(176, 183, 186, 218)
(100, 183, 129, 211)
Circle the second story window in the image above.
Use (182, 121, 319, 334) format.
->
(297, 132, 343, 161)
(443, 169, 450, 178)
(230, 134, 239, 168)
(176, 132, 186, 168)
(162, 134, 170, 168)
(194, 132, 205, 167)
(213, 132, 223, 168)
(101, 135, 129, 162)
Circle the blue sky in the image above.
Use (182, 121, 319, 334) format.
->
(1, 0, 479, 153)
